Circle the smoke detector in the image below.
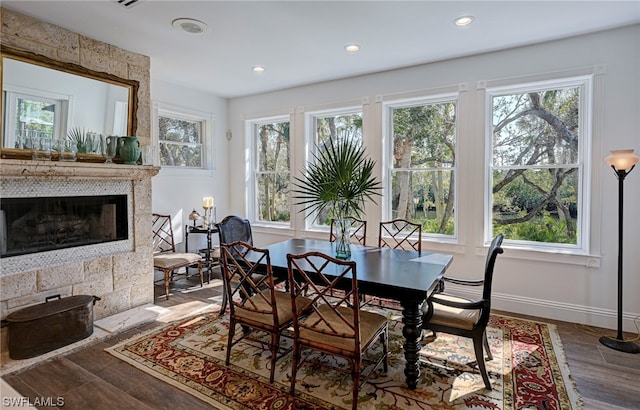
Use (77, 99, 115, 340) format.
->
(172, 18, 209, 35)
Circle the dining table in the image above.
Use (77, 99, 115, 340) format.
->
(255, 238, 453, 390)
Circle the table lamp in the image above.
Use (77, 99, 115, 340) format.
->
(188, 209, 201, 226)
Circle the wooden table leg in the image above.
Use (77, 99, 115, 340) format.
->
(401, 299, 422, 390)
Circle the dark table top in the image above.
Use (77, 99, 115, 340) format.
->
(261, 238, 453, 302)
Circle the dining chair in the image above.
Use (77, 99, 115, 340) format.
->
(152, 213, 203, 300)
(220, 241, 311, 383)
(378, 218, 422, 251)
(421, 234, 504, 390)
(216, 215, 254, 316)
(329, 217, 367, 246)
(363, 218, 423, 309)
(286, 251, 388, 410)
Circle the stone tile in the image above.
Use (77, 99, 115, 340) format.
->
(0, 271, 37, 300)
(94, 288, 130, 319)
(5, 286, 73, 312)
(37, 263, 84, 292)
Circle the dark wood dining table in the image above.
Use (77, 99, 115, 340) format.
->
(256, 238, 453, 390)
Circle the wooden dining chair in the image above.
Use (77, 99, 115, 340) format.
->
(421, 234, 504, 390)
(286, 251, 388, 410)
(152, 213, 203, 300)
(220, 241, 311, 383)
(378, 218, 422, 251)
(363, 218, 423, 309)
(329, 217, 367, 245)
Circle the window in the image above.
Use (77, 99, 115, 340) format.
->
(385, 97, 457, 239)
(248, 117, 291, 224)
(3, 91, 65, 149)
(157, 108, 207, 168)
(306, 108, 363, 227)
(486, 76, 591, 251)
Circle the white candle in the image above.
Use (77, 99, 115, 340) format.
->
(203, 197, 214, 208)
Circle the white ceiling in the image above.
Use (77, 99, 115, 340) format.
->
(3, 1, 639, 98)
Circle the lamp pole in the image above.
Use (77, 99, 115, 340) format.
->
(599, 149, 639, 354)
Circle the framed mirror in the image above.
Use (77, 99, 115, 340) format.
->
(0, 45, 138, 161)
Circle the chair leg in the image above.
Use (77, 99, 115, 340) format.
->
(219, 285, 228, 317)
(351, 361, 359, 410)
(198, 261, 204, 288)
(290, 343, 301, 395)
(483, 330, 493, 361)
(269, 331, 280, 383)
(473, 334, 492, 390)
(226, 320, 236, 366)
(164, 269, 170, 300)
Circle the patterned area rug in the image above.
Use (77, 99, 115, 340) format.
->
(107, 313, 582, 409)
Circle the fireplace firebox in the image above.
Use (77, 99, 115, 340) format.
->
(0, 195, 128, 258)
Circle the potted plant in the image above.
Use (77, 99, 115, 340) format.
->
(293, 138, 381, 258)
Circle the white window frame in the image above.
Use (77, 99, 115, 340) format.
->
(245, 114, 291, 228)
(484, 75, 592, 254)
(3, 85, 70, 147)
(382, 93, 459, 242)
(304, 105, 363, 231)
(154, 102, 212, 170)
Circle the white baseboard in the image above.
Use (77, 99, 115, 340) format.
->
(445, 283, 640, 334)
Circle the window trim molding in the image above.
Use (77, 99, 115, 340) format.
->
(381, 91, 460, 242)
(152, 101, 213, 170)
(245, 113, 292, 228)
(483, 74, 594, 254)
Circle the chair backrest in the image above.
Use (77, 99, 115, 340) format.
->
(287, 252, 361, 347)
(152, 213, 176, 254)
(329, 217, 367, 245)
(220, 241, 279, 323)
(378, 219, 422, 251)
(481, 234, 504, 303)
(217, 215, 253, 245)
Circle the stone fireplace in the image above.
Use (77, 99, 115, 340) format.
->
(0, 160, 159, 355)
(0, 8, 156, 356)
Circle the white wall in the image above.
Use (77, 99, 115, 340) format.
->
(227, 25, 640, 332)
(150, 79, 229, 251)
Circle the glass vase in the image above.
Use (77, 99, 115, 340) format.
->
(335, 217, 351, 259)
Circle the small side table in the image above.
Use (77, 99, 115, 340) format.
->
(185, 224, 220, 282)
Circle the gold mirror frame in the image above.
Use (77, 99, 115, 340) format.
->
(0, 44, 139, 162)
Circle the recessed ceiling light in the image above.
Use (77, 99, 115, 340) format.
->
(453, 16, 474, 27)
(172, 18, 208, 35)
(345, 44, 360, 53)
(252, 65, 265, 73)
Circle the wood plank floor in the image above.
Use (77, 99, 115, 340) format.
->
(2, 273, 639, 409)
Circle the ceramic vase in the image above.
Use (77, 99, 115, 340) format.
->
(118, 136, 140, 165)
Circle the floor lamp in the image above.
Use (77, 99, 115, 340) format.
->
(599, 149, 640, 354)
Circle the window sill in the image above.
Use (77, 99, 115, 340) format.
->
(495, 245, 600, 268)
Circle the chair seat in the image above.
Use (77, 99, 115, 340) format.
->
(154, 252, 202, 268)
(299, 304, 387, 352)
(235, 290, 312, 327)
(429, 294, 480, 330)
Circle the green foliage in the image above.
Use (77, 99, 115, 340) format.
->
(493, 212, 576, 244)
(67, 127, 87, 153)
(293, 138, 381, 221)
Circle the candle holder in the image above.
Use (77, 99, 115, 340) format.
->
(202, 205, 216, 229)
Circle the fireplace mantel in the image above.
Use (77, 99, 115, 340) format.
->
(0, 159, 159, 180)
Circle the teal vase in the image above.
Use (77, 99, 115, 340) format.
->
(118, 136, 140, 165)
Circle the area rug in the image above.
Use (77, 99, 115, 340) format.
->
(106, 313, 582, 409)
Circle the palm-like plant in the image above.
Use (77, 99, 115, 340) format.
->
(293, 137, 381, 223)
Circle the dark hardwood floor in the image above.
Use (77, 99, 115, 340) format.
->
(2, 272, 639, 409)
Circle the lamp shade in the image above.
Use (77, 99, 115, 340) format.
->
(605, 149, 639, 171)
(188, 209, 201, 221)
